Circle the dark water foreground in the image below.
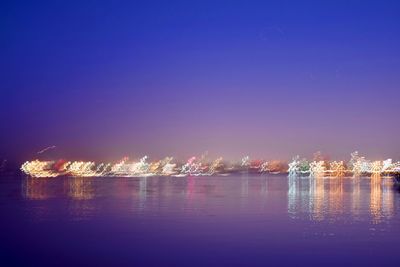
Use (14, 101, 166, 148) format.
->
(0, 174, 399, 266)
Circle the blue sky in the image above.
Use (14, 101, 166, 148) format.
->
(1, 0, 400, 162)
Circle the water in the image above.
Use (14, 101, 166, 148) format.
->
(1, 174, 399, 266)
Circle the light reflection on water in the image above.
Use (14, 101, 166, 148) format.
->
(287, 175, 396, 223)
(19, 174, 398, 224)
(0, 173, 398, 266)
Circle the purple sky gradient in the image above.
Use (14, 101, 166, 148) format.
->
(1, 0, 400, 162)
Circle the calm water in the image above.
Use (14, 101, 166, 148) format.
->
(1, 174, 399, 266)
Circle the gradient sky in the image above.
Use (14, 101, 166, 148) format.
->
(1, 0, 400, 163)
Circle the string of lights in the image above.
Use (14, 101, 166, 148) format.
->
(21, 151, 400, 178)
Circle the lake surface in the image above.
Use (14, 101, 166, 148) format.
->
(1, 174, 399, 266)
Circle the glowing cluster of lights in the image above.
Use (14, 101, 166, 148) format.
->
(21, 155, 281, 178)
(241, 156, 250, 167)
(288, 151, 400, 177)
(21, 151, 400, 178)
(330, 161, 346, 177)
(309, 161, 326, 177)
(21, 160, 59, 178)
(180, 157, 203, 175)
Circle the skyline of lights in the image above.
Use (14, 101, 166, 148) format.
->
(288, 151, 400, 177)
(21, 151, 400, 178)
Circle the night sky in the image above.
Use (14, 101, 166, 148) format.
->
(2, 0, 400, 163)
